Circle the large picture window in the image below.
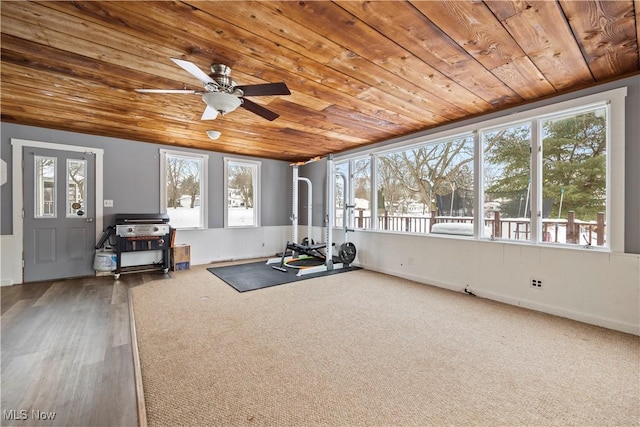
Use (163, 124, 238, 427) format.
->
(375, 135, 474, 234)
(160, 150, 208, 229)
(225, 158, 260, 227)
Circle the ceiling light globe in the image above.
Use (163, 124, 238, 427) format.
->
(206, 130, 221, 140)
(202, 93, 242, 115)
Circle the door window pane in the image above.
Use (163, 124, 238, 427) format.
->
(541, 107, 607, 247)
(35, 156, 56, 218)
(67, 159, 86, 217)
(482, 123, 532, 240)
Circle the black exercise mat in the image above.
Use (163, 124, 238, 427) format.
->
(207, 260, 361, 292)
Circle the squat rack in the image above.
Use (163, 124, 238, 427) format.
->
(266, 155, 356, 276)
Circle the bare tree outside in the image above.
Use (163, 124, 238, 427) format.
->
(67, 159, 86, 215)
(163, 152, 207, 229)
(228, 164, 254, 208)
(166, 156, 201, 209)
(377, 137, 474, 216)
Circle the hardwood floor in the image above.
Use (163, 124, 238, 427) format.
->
(1, 272, 169, 427)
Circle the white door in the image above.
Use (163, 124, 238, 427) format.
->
(23, 147, 96, 282)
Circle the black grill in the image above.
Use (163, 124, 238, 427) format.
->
(113, 213, 171, 279)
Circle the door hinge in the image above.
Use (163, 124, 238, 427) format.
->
(21, 209, 25, 218)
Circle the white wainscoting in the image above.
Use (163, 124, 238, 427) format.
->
(342, 230, 640, 336)
(1, 234, 19, 286)
(173, 225, 291, 266)
(1, 226, 292, 286)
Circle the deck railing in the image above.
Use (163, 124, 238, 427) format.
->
(346, 209, 605, 246)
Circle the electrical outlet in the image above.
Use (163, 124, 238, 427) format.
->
(530, 277, 543, 288)
(104, 199, 113, 208)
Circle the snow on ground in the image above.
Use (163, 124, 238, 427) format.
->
(167, 206, 254, 228)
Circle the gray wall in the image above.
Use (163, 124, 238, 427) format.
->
(0, 124, 292, 234)
(624, 79, 640, 254)
(302, 75, 640, 254)
(297, 159, 328, 229)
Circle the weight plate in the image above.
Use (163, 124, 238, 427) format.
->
(338, 242, 357, 264)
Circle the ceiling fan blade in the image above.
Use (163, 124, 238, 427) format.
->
(240, 98, 279, 121)
(135, 89, 199, 94)
(236, 82, 291, 96)
(170, 58, 216, 85)
(201, 106, 219, 120)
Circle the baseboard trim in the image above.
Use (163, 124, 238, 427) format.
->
(478, 289, 640, 336)
(128, 288, 148, 427)
(360, 264, 639, 336)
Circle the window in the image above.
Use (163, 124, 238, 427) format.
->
(479, 105, 609, 247)
(540, 106, 608, 247)
(482, 123, 532, 240)
(333, 87, 623, 250)
(352, 157, 371, 229)
(334, 161, 348, 228)
(160, 150, 208, 229)
(375, 135, 474, 234)
(67, 159, 86, 217)
(35, 156, 56, 218)
(225, 158, 260, 227)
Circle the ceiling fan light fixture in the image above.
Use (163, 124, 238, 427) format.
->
(206, 130, 221, 140)
(202, 92, 241, 116)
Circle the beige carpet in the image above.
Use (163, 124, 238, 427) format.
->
(130, 264, 639, 426)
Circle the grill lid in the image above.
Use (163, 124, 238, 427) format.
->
(114, 213, 170, 225)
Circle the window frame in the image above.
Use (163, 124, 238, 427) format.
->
(332, 87, 626, 252)
(160, 149, 209, 230)
(223, 157, 261, 228)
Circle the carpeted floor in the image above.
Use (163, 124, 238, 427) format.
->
(130, 264, 640, 427)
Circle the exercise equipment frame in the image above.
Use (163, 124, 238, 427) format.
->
(267, 155, 355, 276)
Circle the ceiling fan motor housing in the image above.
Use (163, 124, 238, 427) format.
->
(209, 64, 240, 94)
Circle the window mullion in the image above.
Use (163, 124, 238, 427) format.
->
(473, 131, 482, 238)
(531, 120, 541, 244)
(371, 154, 378, 231)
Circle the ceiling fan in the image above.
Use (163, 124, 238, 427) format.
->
(136, 58, 291, 121)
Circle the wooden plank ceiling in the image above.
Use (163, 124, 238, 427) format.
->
(2, 1, 639, 162)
